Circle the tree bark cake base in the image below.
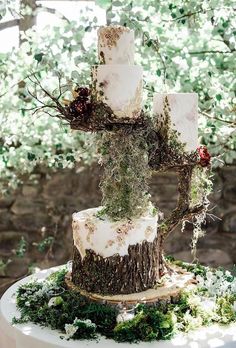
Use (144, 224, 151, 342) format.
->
(71, 235, 163, 295)
(66, 265, 195, 307)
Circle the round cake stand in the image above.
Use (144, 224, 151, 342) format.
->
(1, 265, 236, 348)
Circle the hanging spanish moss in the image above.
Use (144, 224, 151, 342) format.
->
(97, 129, 151, 221)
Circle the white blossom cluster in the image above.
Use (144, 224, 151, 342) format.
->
(196, 270, 236, 297)
(64, 318, 96, 339)
(17, 279, 64, 307)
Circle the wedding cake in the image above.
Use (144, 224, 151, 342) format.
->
(72, 26, 160, 295)
(10, 25, 222, 346)
(71, 25, 199, 296)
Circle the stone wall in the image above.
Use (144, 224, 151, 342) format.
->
(0, 164, 235, 296)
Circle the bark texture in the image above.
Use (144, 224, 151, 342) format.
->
(72, 234, 164, 295)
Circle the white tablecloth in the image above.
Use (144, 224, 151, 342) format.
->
(1, 266, 236, 348)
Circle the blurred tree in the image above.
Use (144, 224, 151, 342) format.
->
(0, 0, 235, 194)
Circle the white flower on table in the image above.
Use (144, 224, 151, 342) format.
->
(233, 301, 236, 312)
(65, 323, 78, 339)
(48, 296, 63, 307)
(116, 308, 135, 323)
(64, 318, 96, 339)
(215, 270, 224, 278)
(196, 269, 236, 297)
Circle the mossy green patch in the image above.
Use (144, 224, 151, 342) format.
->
(12, 264, 236, 343)
(97, 129, 151, 221)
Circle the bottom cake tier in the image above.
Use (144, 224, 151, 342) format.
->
(71, 206, 162, 295)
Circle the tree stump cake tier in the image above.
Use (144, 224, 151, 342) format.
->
(72, 206, 162, 294)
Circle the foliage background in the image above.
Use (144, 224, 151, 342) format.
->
(0, 0, 235, 193)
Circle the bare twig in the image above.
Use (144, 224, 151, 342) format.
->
(36, 4, 70, 23)
(189, 49, 236, 55)
(200, 110, 236, 126)
(0, 19, 19, 31)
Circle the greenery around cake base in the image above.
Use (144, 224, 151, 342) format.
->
(12, 260, 236, 343)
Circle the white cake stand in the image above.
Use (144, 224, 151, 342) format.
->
(1, 265, 236, 348)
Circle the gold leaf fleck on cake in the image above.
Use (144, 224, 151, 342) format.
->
(85, 218, 96, 244)
(145, 226, 153, 239)
(99, 26, 129, 50)
(105, 239, 115, 248)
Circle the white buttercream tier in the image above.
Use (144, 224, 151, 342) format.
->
(98, 26, 134, 65)
(72, 206, 158, 259)
(153, 93, 198, 152)
(93, 64, 143, 119)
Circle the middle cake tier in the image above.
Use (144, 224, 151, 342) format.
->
(92, 64, 143, 120)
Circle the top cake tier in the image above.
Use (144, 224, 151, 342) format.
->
(98, 26, 135, 65)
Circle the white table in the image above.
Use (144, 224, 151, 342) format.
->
(1, 266, 236, 348)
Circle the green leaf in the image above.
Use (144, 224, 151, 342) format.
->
(113, 0, 123, 5)
(216, 94, 222, 101)
(27, 153, 36, 161)
(96, 0, 112, 9)
(222, 21, 229, 28)
(146, 40, 152, 47)
(66, 155, 75, 162)
(156, 69, 161, 77)
(71, 70, 80, 80)
(34, 53, 44, 63)
(15, 237, 27, 258)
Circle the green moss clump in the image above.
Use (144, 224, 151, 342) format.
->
(165, 256, 207, 277)
(13, 267, 236, 343)
(216, 296, 236, 324)
(113, 306, 175, 342)
(70, 319, 97, 340)
(47, 268, 67, 287)
(97, 129, 151, 221)
(13, 273, 118, 338)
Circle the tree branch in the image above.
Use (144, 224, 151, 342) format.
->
(189, 49, 236, 54)
(200, 111, 236, 126)
(36, 4, 70, 23)
(0, 19, 19, 31)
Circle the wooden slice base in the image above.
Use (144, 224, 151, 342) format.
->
(65, 265, 196, 307)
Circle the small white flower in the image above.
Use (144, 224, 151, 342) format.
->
(225, 270, 232, 278)
(48, 296, 63, 307)
(116, 310, 135, 323)
(201, 298, 216, 312)
(233, 301, 236, 312)
(73, 318, 96, 329)
(196, 275, 204, 285)
(65, 323, 78, 339)
(215, 270, 224, 278)
(206, 271, 214, 280)
(231, 281, 236, 293)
